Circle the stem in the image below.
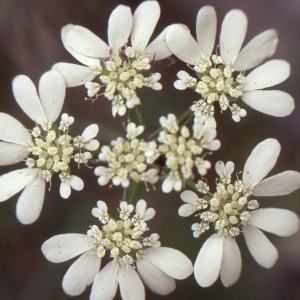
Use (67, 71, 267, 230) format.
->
(129, 107, 140, 126)
(177, 108, 193, 125)
(126, 180, 139, 204)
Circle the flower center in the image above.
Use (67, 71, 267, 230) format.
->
(182, 55, 246, 119)
(85, 46, 161, 115)
(88, 212, 158, 265)
(192, 176, 259, 238)
(25, 115, 86, 182)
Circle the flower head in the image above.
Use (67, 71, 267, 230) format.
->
(166, 6, 294, 121)
(0, 71, 99, 224)
(53, 1, 172, 116)
(179, 138, 300, 287)
(41, 199, 193, 299)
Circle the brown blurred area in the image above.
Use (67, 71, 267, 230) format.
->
(0, 0, 300, 299)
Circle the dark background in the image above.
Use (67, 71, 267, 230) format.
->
(0, 0, 300, 299)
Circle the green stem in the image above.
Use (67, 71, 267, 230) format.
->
(129, 107, 140, 126)
(177, 108, 193, 126)
(126, 180, 139, 204)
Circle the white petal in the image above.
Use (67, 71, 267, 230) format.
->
(143, 208, 155, 221)
(242, 138, 280, 188)
(16, 177, 45, 224)
(108, 5, 132, 50)
(69, 175, 84, 191)
(243, 224, 278, 268)
(215, 161, 226, 176)
(166, 24, 202, 65)
(178, 204, 198, 217)
(60, 181, 71, 199)
(137, 257, 175, 295)
(180, 190, 199, 204)
(241, 90, 295, 117)
(41, 233, 95, 263)
(62, 249, 100, 296)
(52, 62, 96, 87)
(0, 113, 31, 145)
(81, 124, 99, 142)
(234, 29, 278, 71)
(253, 170, 300, 196)
(196, 6, 217, 58)
(248, 208, 300, 237)
(135, 199, 146, 216)
(162, 177, 174, 193)
(145, 247, 193, 280)
(90, 262, 118, 300)
(174, 80, 187, 90)
(61, 24, 102, 67)
(0, 168, 38, 202)
(131, 0, 160, 51)
(12, 75, 46, 125)
(118, 264, 145, 300)
(66, 25, 110, 58)
(194, 234, 223, 287)
(0, 142, 28, 166)
(220, 236, 242, 287)
(146, 26, 173, 60)
(39, 70, 65, 122)
(243, 60, 290, 90)
(220, 9, 247, 65)
(84, 140, 100, 151)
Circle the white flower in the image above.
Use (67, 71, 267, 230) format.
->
(0, 71, 99, 224)
(166, 6, 294, 120)
(179, 138, 300, 287)
(41, 199, 193, 299)
(53, 1, 171, 115)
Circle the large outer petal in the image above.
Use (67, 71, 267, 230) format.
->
(234, 29, 278, 71)
(108, 5, 132, 50)
(119, 264, 145, 300)
(145, 247, 193, 280)
(194, 233, 223, 287)
(62, 249, 101, 296)
(253, 171, 300, 196)
(0, 113, 31, 145)
(0, 142, 28, 166)
(41, 234, 95, 263)
(61, 24, 102, 67)
(39, 70, 65, 122)
(131, 0, 160, 51)
(137, 257, 175, 295)
(146, 26, 173, 60)
(0, 168, 39, 201)
(65, 25, 110, 58)
(241, 90, 295, 117)
(196, 6, 217, 58)
(90, 261, 118, 300)
(220, 236, 242, 287)
(248, 208, 299, 237)
(16, 176, 45, 224)
(243, 60, 290, 90)
(243, 224, 278, 268)
(220, 9, 247, 65)
(52, 62, 96, 87)
(81, 124, 99, 142)
(242, 138, 280, 188)
(166, 24, 202, 65)
(12, 75, 46, 125)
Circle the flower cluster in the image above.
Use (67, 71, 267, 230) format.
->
(166, 6, 294, 121)
(53, 1, 171, 116)
(179, 139, 300, 287)
(0, 1, 299, 299)
(94, 122, 159, 189)
(158, 114, 220, 192)
(0, 70, 99, 224)
(42, 199, 193, 299)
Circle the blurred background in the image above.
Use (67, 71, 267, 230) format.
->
(0, 0, 300, 299)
